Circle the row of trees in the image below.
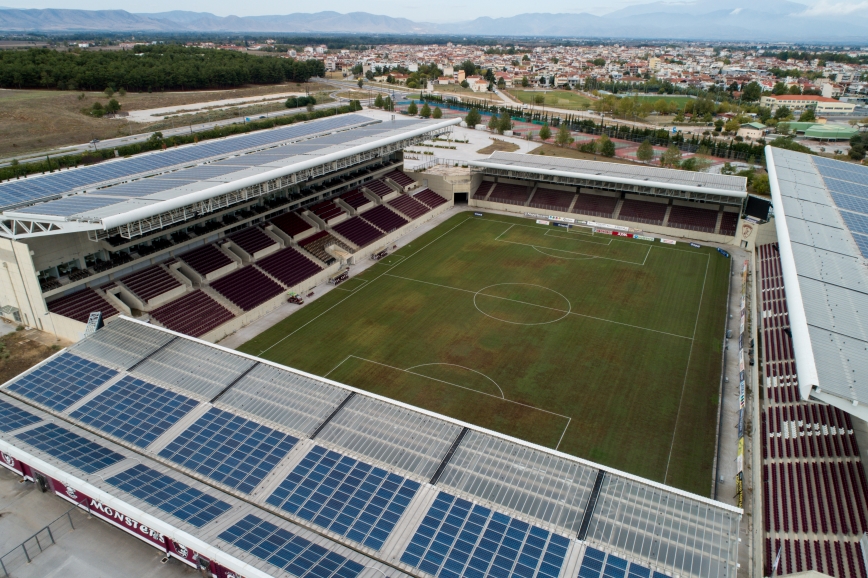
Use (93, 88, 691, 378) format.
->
(0, 46, 325, 91)
(406, 101, 443, 119)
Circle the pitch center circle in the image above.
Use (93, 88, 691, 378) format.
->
(472, 283, 571, 326)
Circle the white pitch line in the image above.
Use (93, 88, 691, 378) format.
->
(543, 228, 613, 245)
(496, 238, 648, 266)
(323, 355, 353, 378)
(554, 417, 572, 451)
(384, 273, 693, 339)
(331, 278, 370, 292)
(349, 355, 571, 420)
(531, 246, 599, 261)
(663, 252, 711, 485)
(257, 216, 475, 355)
(405, 362, 506, 399)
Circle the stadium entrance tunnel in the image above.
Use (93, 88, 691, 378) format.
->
(453, 192, 468, 204)
(473, 283, 571, 325)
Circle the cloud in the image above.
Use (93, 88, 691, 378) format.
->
(798, 0, 868, 16)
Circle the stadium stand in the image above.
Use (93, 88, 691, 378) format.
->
(255, 247, 323, 288)
(46, 288, 118, 323)
(758, 242, 868, 578)
(487, 183, 531, 206)
(570, 193, 619, 218)
(149, 290, 235, 338)
(270, 212, 314, 239)
(388, 195, 431, 220)
(299, 231, 353, 264)
(384, 169, 416, 189)
(332, 216, 384, 248)
(720, 211, 740, 236)
(118, 265, 182, 303)
(178, 244, 234, 277)
(227, 227, 278, 256)
(364, 179, 396, 198)
(360, 205, 409, 233)
(528, 187, 574, 211)
(414, 189, 448, 209)
(210, 266, 283, 311)
(667, 205, 719, 233)
(617, 199, 668, 225)
(308, 200, 346, 223)
(337, 189, 372, 210)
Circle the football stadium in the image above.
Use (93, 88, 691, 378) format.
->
(0, 110, 866, 578)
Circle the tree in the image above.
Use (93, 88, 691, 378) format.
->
(799, 108, 816, 122)
(636, 139, 654, 162)
(432, 106, 442, 119)
(850, 143, 866, 161)
(660, 144, 682, 168)
(788, 84, 801, 95)
(407, 101, 418, 115)
(533, 94, 545, 106)
(117, 87, 126, 96)
(465, 108, 481, 128)
(497, 77, 506, 90)
(383, 96, 393, 111)
(487, 113, 499, 131)
(420, 102, 431, 118)
(497, 111, 512, 134)
(555, 122, 572, 146)
(460, 80, 469, 88)
(742, 82, 762, 102)
(104, 86, 114, 97)
(777, 122, 791, 135)
(357, 78, 364, 89)
(522, 54, 530, 62)
(597, 134, 615, 157)
(751, 174, 770, 195)
(774, 106, 792, 120)
(521, 76, 529, 88)
(772, 82, 787, 95)
(105, 98, 121, 113)
(724, 118, 741, 133)
(90, 102, 104, 117)
(374, 94, 384, 108)
(538, 123, 551, 141)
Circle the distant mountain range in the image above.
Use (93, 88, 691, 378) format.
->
(1, 0, 868, 42)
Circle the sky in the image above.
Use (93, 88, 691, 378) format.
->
(0, 0, 859, 22)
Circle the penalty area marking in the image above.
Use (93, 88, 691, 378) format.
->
(324, 354, 573, 451)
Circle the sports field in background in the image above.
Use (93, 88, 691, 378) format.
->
(507, 90, 594, 110)
(239, 213, 730, 494)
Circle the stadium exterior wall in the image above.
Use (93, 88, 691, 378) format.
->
(470, 198, 750, 247)
(0, 236, 49, 332)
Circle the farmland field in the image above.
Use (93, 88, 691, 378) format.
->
(239, 212, 730, 494)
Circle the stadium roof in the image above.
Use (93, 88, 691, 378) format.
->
(765, 146, 868, 420)
(0, 317, 742, 578)
(0, 115, 458, 239)
(468, 152, 748, 200)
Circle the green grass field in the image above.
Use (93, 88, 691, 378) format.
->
(628, 95, 694, 109)
(507, 90, 593, 110)
(239, 213, 730, 494)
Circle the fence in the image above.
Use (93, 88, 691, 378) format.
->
(0, 507, 77, 577)
(406, 157, 470, 171)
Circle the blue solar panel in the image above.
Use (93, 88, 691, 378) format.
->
(15, 195, 125, 217)
(824, 177, 868, 200)
(577, 547, 658, 578)
(69, 375, 198, 448)
(830, 192, 868, 214)
(158, 407, 297, 494)
(817, 164, 868, 186)
(266, 445, 420, 551)
(852, 232, 868, 259)
(218, 514, 365, 578)
(840, 210, 868, 236)
(6, 353, 118, 411)
(0, 115, 369, 211)
(0, 398, 41, 432)
(93, 179, 196, 198)
(400, 492, 569, 578)
(15, 423, 124, 473)
(105, 464, 231, 527)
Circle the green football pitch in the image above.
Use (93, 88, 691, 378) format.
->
(238, 212, 730, 494)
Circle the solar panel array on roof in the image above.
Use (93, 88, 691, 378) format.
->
(817, 158, 868, 258)
(0, 398, 41, 432)
(5, 352, 118, 411)
(158, 407, 298, 493)
(218, 514, 366, 578)
(316, 395, 462, 479)
(0, 115, 371, 211)
(266, 445, 420, 551)
(577, 547, 667, 578)
(70, 318, 176, 369)
(400, 491, 570, 578)
(105, 464, 232, 527)
(131, 338, 257, 400)
(90, 178, 199, 198)
(217, 363, 350, 436)
(14, 195, 126, 217)
(69, 375, 199, 448)
(15, 423, 125, 474)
